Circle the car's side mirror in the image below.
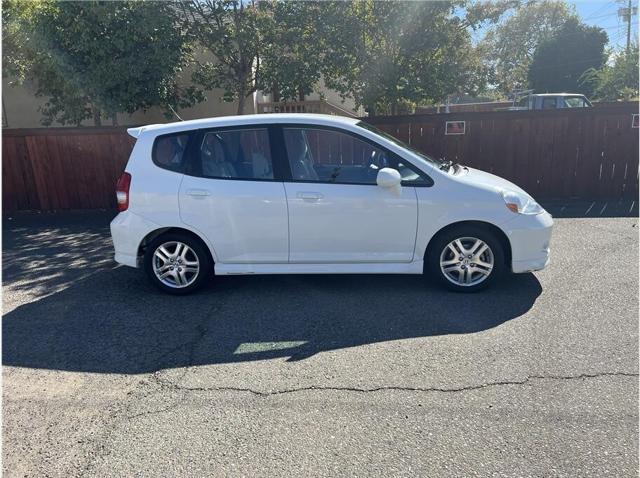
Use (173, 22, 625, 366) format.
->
(376, 168, 402, 196)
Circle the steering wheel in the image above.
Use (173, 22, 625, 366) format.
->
(368, 150, 389, 170)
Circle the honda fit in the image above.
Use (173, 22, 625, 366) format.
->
(111, 114, 552, 294)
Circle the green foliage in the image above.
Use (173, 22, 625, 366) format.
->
(481, 0, 578, 95)
(2, 0, 41, 83)
(581, 44, 639, 101)
(259, 1, 324, 102)
(179, 0, 323, 112)
(8, 1, 199, 126)
(528, 18, 607, 96)
(318, 0, 511, 115)
(178, 0, 265, 115)
(2, 1, 91, 125)
(180, 0, 513, 115)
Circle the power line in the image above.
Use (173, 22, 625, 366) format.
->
(583, 2, 614, 21)
(584, 11, 622, 21)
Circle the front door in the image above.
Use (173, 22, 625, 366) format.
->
(281, 126, 419, 263)
(179, 127, 288, 263)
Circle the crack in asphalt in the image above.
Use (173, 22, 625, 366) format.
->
(139, 371, 638, 402)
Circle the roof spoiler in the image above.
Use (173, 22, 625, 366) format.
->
(127, 125, 160, 139)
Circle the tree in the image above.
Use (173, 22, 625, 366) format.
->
(9, 1, 199, 126)
(259, 1, 325, 102)
(2, 0, 39, 84)
(2, 1, 91, 125)
(528, 18, 607, 95)
(178, 0, 266, 115)
(480, 0, 577, 95)
(317, 0, 512, 115)
(581, 44, 639, 101)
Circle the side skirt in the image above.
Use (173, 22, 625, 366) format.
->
(214, 261, 424, 276)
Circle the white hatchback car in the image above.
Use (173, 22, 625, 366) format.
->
(111, 114, 552, 294)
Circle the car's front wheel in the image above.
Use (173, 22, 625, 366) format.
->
(427, 225, 505, 292)
(143, 232, 212, 295)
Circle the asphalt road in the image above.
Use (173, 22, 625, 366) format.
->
(2, 207, 638, 477)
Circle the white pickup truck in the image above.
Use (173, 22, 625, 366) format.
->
(508, 93, 593, 111)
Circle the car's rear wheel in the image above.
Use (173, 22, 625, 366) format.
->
(143, 232, 212, 295)
(427, 225, 505, 292)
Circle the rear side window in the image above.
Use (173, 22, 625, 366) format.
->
(197, 128, 274, 180)
(152, 133, 189, 173)
(541, 98, 557, 110)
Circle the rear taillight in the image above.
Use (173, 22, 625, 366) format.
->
(116, 172, 131, 212)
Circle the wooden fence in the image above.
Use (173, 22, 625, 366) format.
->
(3, 127, 134, 211)
(2, 104, 638, 211)
(367, 104, 639, 201)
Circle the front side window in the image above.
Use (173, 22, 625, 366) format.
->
(356, 121, 442, 172)
(153, 133, 189, 172)
(283, 127, 429, 185)
(197, 128, 274, 180)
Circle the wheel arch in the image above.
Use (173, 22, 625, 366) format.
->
(423, 220, 512, 270)
(138, 226, 217, 267)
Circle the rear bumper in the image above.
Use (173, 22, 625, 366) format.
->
(110, 211, 161, 268)
(503, 211, 553, 273)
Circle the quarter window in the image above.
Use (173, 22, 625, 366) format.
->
(197, 128, 274, 180)
(153, 133, 189, 172)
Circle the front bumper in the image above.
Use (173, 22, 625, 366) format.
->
(502, 210, 553, 273)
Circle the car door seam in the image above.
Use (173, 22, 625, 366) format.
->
(411, 186, 419, 263)
(282, 182, 291, 263)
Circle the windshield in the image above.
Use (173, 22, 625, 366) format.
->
(563, 96, 590, 108)
(356, 121, 443, 169)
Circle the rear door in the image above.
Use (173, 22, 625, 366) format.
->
(179, 126, 289, 263)
(280, 125, 420, 263)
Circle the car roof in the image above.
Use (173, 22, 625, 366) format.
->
(531, 93, 586, 97)
(128, 113, 361, 138)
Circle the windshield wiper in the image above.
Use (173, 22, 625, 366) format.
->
(439, 159, 454, 171)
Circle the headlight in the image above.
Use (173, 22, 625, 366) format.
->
(501, 190, 544, 215)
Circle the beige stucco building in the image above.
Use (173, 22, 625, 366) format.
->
(2, 75, 362, 129)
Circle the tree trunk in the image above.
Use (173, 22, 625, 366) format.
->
(111, 112, 118, 126)
(92, 106, 102, 126)
(237, 94, 246, 115)
(298, 86, 305, 102)
(237, 79, 248, 115)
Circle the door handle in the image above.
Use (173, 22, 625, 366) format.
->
(297, 192, 323, 201)
(185, 188, 211, 197)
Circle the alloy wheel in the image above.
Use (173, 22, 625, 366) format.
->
(152, 241, 200, 288)
(439, 237, 494, 287)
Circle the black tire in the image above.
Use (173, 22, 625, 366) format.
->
(426, 225, 505, 292)
(143, 232, 212, 295)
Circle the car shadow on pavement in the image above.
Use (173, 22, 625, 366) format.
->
(3, 263, 542, 374)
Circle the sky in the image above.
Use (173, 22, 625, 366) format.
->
(571, 0, 639, 49)
(469, 0, 638, 50)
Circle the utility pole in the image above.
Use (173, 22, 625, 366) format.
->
(618, 0, 638, 53)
